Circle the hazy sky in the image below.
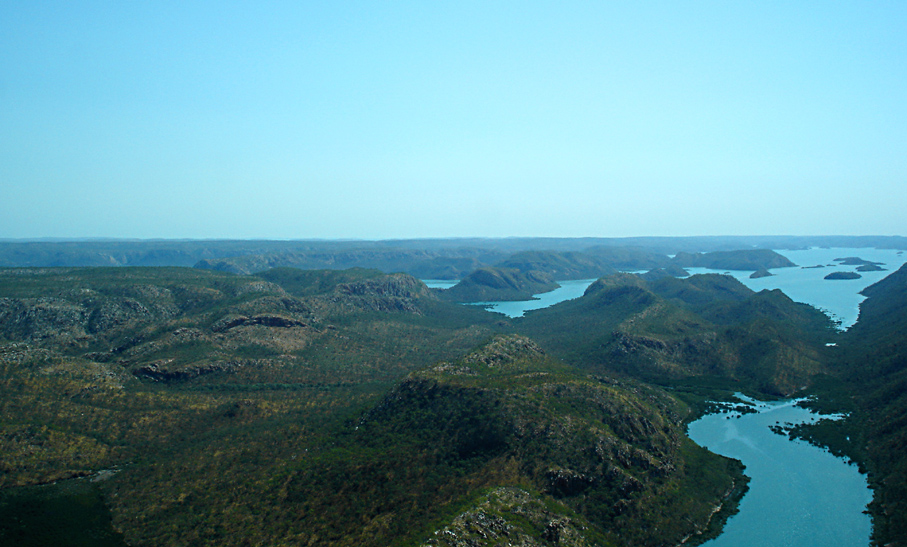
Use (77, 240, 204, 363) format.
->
(2, 1, 905, 239)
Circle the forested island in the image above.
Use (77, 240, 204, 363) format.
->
(0, 237, 905, 546)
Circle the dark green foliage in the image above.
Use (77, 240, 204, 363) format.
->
(583, 246, 672, 271)
(670, 249, 796, 271)
(495, 250, 617, 280)
(518, 273, 834, 395)
(3, 256, 902, 546)
(648, 273, 753, 311)
(256, 266, 384, 297)
(440, 267, 558, 303)
(0, 480, 128, 547)
(827, 263, 907, 545)
(275, 336, 745, 547)
(824, 271, 862, 280)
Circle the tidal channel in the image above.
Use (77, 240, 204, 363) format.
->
(686, 395, 872, 547)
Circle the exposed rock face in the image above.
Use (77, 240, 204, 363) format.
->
(211, 314, 307, 332)
(328, 273, 436, 314)
(462, 335, 545, 368)
(134, 359, 268, 382)
(422, 487, 596, 547)
(337, 334, 742, 547)
(520, 273, 832, 396)
(0, 297, 90, 344)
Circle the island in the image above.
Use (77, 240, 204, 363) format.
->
(825, 271, 862, 280)
(671, 249, 796, 270)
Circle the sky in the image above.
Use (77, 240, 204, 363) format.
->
(1, 1, 905, 240)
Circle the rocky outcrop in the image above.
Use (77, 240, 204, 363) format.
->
(211, 314, 307, 333)
(133, 359, 269, 382)
(422, 487, 596, 547)
(462, 335, 545, 368)
(326, 273, 436, 314)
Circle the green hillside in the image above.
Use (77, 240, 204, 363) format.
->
(0, 258, 904, 546)
(516, 273, 835, 395)
(440, 267, 559, 303)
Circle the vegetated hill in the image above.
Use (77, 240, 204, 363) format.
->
(824, 271, 861, 280)
(2, 237, 905, 269)
(255, 266, 385, 297)
(0, 266, 751, 547)
(195, 248, 504, 278)
(439, 267, 559, 303)
(582, 246, 672, 271)
(0, 259, 891, 546)
(834, 256, 885, 267)
(670, 249, 796, 271)
(832, 263, 907, 545)
(639, 264, 691, 281)
(271, 335, 747, 547)
(516, 273, 835, 395)
(495, 250, 617, 280)
(0, 267, 497, 386)
(0, 266, 514, 545)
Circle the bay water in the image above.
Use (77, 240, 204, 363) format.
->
(687, 247, 907, 329)
(687, 396, 872, 547)
(438, 247, 906, 325)
(430, 247, 903, 544)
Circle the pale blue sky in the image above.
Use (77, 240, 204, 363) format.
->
(1, 1, 905, 239)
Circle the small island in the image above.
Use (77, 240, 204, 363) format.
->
(825, 271, 862, 280)
(835, 256, 884, 267)
(750, 268, 773, 279)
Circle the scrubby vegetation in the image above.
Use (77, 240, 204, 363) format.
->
(0, 257, 904, 546)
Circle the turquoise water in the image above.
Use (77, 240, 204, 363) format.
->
(464, 279, 596, 318)
(687, 396, 872, 547)
(422, 279, 459, 289)
(429, 247, 906, 325)
(426, 249, 898, 544)
(687, 247, 906, 328)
